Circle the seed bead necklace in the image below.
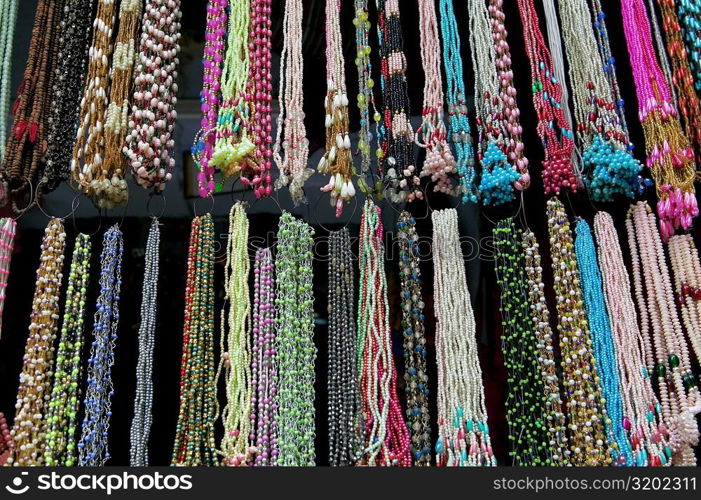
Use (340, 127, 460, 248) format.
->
(328, 228, 363, 467)
(130, 218, 160, 466)
(396, 212, 430, 466)
(433, 208, 495, 467)
(546, 198, 610, 466)
(522, 230, 569, 465)
(125, 0, 182, 194)
(217, 203, 254, 466)
(273, 0, 311, 204)
(43, 233, 91, 467)
(0, 412, 11, 458)
(275, 213, 317, 466)
(574, 219, 631, 465)
(251, 246, 279, 466)
(172, 214, 217, 466)
(0, 217, 16, 337)
(668, 234, 701, 364)
(6, 218, 66, 466)
(621, 0, 697, 239)
(357, 200, 412, 466)
(0, 0, 18, 163)
(594, 211, 670, 466)
(495, 218, 552, 466)
(677, 0, 701, 92)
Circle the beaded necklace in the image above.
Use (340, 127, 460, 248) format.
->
(275, 213, 316, 466)
(627, 201, 700, 465)
(668, 234, 701, 364)
(0, 412, 11, 459)
(516, 0, 577, 196)
(130, 218, 160, 466)
(439, 0, 477, 203)
(433, 208, 494, 467)
(620, 0, 697, 239)
(6, 218, 66, 466)
(78, 224, 123, 466)
(647, 0, 678, 108)
(251, 247, 278, 466)
(374, 0, 417, 204)
(522, 230, 569, 465)
(0, 0, 19, 163)
(172, 214, 217, 466)
(546, 198, 610, 465)
(217, 203, 254, 466)
(494, 218, 551, 466)
(125, 0, 182, 194)
(677, 0, 701, 92)
(0, 217, 16, 336)
(357, 200, 411, 466)
(328, 228, 363, 466)
(395, 212, 430, 466)
(44, 0, 95, 193)
(557, 0, 642, 201)
(273, 0, 311, 204)
(574, 219, 631, 465)
(594, 211, 670, 466)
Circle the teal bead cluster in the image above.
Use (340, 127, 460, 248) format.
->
(582, 134, 641, 201)
(478, 142, 520, 205)
(678, 0, 701, 92)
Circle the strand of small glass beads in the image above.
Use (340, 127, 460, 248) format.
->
(275, 213, 317, 466)
(0, 217, 16, 336)
(396, 212, 430, 466)
(43, 233, 91, 467)
(677, 0, 701, 92)
(171, 214, 218, 466)
(494, 218, 552, 466)
(0, 0, 18, 163)
(546, 198, 610, 466)
(7, 218, 66, 466)
(668, 233, 701, 364)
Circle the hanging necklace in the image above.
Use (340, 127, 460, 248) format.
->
(328, 227, 363, 466)
(275, 213, 316, 466)
(0, 412, 11, 459)
(0, 217, 16, 337)
(620, 0, 697, 239)
(0, 0, 19, 163)
(556, 0, 642, 201)
(130, 218, 160, 466)
(495, 218, 552, 466)
(374, 0, 417, 204)
(677, 0, 701, 93)
(522, 230, 569, 465)
(43, 233, 91, 467)
(546, 198, 610, 465)
(668, 234, 701, 365)
(627, 201, 700, 465)
(125, 0, 182, 195)
(217, 203, 254, 466)
(433, 208, 494, 467)
(357, 200, 411, 466)
(251, 246, 279, 466)
(274, 0, 311, 204)
(6, 218, 66, 466)
(396, 212, 430, 466)
(574, 219, 631, 465)
(172, 214, 218, 466)
(594, 211, 670, 466)
(516, 0, 577, 196)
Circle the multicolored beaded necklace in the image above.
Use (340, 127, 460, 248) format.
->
(0, 217, 16, 336)
(677, 0, 701, 92)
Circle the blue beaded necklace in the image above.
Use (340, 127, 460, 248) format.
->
(677, 0, 701, 92)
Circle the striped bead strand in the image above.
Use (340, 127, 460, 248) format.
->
(0, 217, 16, 337)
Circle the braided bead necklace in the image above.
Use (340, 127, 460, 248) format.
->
(574, 219, 631, 465)
(125, 0, 182, 194)
(433, 208, 494, 467)
(43, 233, 91, 467)
(130, 218, 160, 466)
(522, 230, 569, 465)
(0, 0, 19, 163)
(516, 0, 577, 196)
(275, 213, 316, 466)
(6, 218, 66, 466)
(77, 224, 123, 466)
(357, 200, 411, 466)
(251, 247, 278, 466)
(677, 0, 701, 92)
(172, 214, 217, 466)
(546, 198, 610, 466)
(0, 217, 16, 337)
(594, 211, 670, 466)
(668, 234, 701, 364)
(494, 218, 551, 466)
(374, 0, 417, 204)
(217, 203, 254, 466)
(328, 228, 363, 466)
(621, 0, 697, 239)
(396, 212, 430, 466)
(273, 0, 311, 204)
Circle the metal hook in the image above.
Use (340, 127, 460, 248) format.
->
(72, 196, 104, 237)
(33, 180, 79, 221)
(193, 194, 215, 218)
(146, 192, 167, 219)
(246, 189, 284, 215)
(311, 193, 360, 234)
(10, 177, 36, 221)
